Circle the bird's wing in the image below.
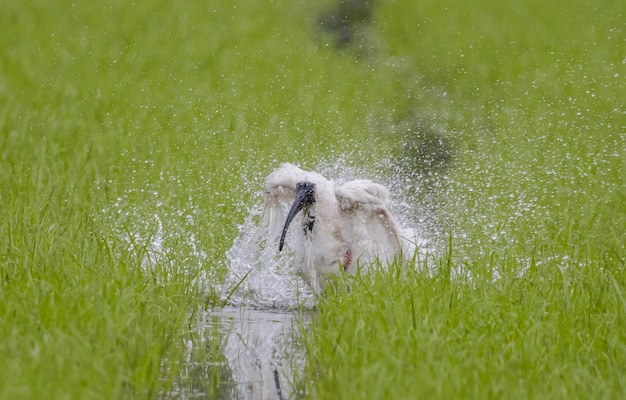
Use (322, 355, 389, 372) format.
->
(335, 180, 403, 266)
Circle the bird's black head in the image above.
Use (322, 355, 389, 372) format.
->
(294, 181, 316, 206)
(279, 181, 317, 251)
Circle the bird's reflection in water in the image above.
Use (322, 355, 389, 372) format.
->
(166, 306, 310, 400)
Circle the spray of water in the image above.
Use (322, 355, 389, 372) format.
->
(221, 156, 440, 309)
(222, 203, 317, 309)
(98, 151, 443, 309)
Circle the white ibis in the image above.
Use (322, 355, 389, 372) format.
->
(256, 163, 406, 291)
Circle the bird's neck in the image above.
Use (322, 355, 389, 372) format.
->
(301, 206, 316, 238)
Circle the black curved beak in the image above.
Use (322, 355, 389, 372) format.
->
(279, 182, 316, 251)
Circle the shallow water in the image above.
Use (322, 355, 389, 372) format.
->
(165, 306, 310, 400)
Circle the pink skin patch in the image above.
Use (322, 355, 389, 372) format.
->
(343, 248, 353, 271)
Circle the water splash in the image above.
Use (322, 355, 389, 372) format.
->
(98, 153, 442, 308)
(222, 203, 317, 309)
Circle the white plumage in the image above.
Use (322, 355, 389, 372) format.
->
(256, 163, 405, 291)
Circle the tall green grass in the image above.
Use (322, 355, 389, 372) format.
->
(305, 253, 626, 399)
(1, 0, 624, 398)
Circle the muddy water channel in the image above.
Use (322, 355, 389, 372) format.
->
(165, 306, 311, 399)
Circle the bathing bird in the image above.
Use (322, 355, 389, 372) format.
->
(257, 163, 405, 291)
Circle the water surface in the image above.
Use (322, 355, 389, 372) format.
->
(166, 306, 310, 399)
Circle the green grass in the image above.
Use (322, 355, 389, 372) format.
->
(1, 0, 625, 398)
(306, 254, 626, 399)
